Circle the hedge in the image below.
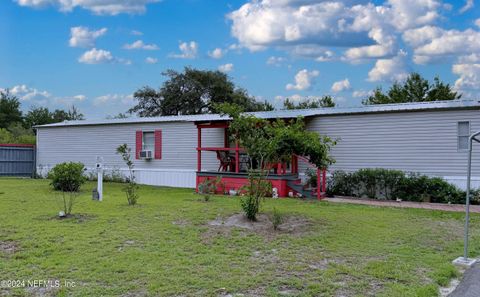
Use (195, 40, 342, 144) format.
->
(326, 168, 480, 205)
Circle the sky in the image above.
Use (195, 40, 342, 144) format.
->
(1, 0, 480, 119)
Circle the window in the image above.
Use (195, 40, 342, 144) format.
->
(142, 131, 155, 152)
(458, 121, 470, 151)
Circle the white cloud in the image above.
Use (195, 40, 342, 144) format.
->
(387, 0, 441, 31)
(266, 56, 286, 66)
(403, 26, 480, 64)
(460, 0, 474, 13)
(208, 48, 225, 59)
(344, 28, 396, 61)
(3, 84, 87, 109)
(145, 57, 158, 64)
(72, 95, 86, 101)
(367, 50, 408, 82)
(475, 18, 480, 29)
(69, 26, 107, 48)
(131, 30, 143, 36)
(228, 0, 441, 62)
(331, 79, 351, 93)
(170, 41, 198, 59)
(286, 69, 319, 91)
(15, 0, 161, 15)
(452, 64, 480, 92)
(9, 84, 51, 102)
(123, 40, 159, 50)
(218, 63, 234, 73)
(94, 94, 134, 106)
(352, 90, 373, 98)
(78, 48, 114, 64)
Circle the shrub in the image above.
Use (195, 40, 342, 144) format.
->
(240, 171, 272, 221)
(327, 168, 478, 205)
(305, 168, 318, 187)
(59, 191, 78, 216)
(271, 207, 284, 230)
(48, 162, 86, 192)
(327, 170, 356, 197)
(198, 177, 222, 202)
(116, 144, 139, 206)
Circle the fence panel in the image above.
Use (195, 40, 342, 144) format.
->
(0, 144, 35, 177)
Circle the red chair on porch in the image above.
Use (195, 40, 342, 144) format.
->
(216, 151, 235, 172)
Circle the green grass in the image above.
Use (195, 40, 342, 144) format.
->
(1, 178, 480, 297)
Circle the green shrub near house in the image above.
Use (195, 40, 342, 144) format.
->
(326, 168, 479, 205)
(48, 162, 86, 192)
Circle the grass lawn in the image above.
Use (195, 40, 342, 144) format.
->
(1, 178, 480, 297)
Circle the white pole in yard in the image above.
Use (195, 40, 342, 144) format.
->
(453, 131, 480, 267)
(96, 156, 104, 201)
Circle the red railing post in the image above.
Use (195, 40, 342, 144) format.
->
(235, 140, 239, 173)
(322, 169, 327, 197)
(317, 168, 321, 199)
(197, 127, 202, 172)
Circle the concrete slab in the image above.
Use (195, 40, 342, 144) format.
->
(449, 262, 480, 297)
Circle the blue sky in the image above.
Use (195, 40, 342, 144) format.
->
(1, 0, 480, 119)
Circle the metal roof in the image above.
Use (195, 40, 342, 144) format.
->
(35, 100, 480, 128)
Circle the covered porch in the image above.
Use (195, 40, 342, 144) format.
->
(194, 121, 326, 199)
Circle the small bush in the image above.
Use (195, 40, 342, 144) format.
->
(271, 207, 284, 230)
(116, 144, 139, 206)
(59, 191, 78, 216)
(198, 177, 222, 202)
(327, 170, 357, 197)
(240, 171, 272, 221)
(48, 162, 86, 192)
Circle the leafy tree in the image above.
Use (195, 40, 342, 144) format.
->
(129, 67, 273, 117)
(283, 95, 336, 110)
(7, 123, 35, 144)
(107, 113, 130, 119)
(363, 73, 461, 105)
(219, 103, 336, 220)
(0, 91, 22, 129)
(0, 128, 14, 143)
(24, 107, 52, 128)
(24, 105, 84, 128)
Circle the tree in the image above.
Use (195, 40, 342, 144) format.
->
(283, 96, 336, 110)
(106, 113, 130, 119)
(219, 103, 336, 220)
(0, 91, 22, 129)
(24, 105, 84, 128)
(363, 73, 461, 105)
(129, 67, 274, 117)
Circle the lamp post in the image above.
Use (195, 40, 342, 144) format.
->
(453, 131, 480, 267)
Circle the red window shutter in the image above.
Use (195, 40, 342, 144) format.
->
(135, 131, 142, 160)
(154, 130, 162, 159)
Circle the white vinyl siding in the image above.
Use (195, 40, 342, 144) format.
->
(306, 109, 480, 178)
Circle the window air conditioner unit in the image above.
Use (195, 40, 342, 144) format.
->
(139, 150, 153, 160)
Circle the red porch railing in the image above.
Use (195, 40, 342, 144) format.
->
(293, 155, 327, 200)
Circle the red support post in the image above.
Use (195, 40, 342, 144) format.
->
(317, 168, 321, 200)
(197, 127, 202, 172)
(322, 169, 327, 196)
(235, 140, 239, 173)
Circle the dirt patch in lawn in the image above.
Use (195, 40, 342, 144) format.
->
(117, 240, 143, 252)
(207, 213, 311, 236)
(0, 240, 19, 254)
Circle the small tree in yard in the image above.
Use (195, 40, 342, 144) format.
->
(48, 162, 86, 216)
(116, 144, 139, 205)
(219, 103, 336, 221)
